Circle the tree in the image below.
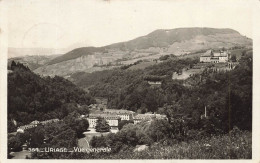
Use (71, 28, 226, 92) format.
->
(29, 127, 45, 148)
(118, 120, 134, 130)
(159, 55, 170, 61)
(8, 120, 17, 133)
(50, 128, 77, 148)
(10, 61, 17, 70)
(95, 117, 110, 132)
(75, 119, 89, 138)
(119, 124, 139, 146)
(64, 111, 89, 138)
(170, 54, 177, 58)
(231, 55, 237, 62)
(241, 50, 247, 56)
(144, 89, 158, 113)
(90, 135, 107, 148)
(163, 103, 181, 123)
(148, 119, 171, 142)
(90, 136, 98, 147)
(8, 135, 23, 152)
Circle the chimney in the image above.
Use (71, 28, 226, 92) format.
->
(205, 106, 207, 117)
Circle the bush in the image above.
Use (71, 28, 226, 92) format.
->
(159, 55, 170, 61)
(95, 117, 110, 132)
(118, 120, 134, 130)
(148, 119, 172, 142)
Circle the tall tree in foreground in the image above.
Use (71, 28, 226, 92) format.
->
(95, 117, 110, 132)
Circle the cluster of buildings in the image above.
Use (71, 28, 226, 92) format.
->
(87, 113, 121, 129)
(198, 48, 238, 72)
(200, 50, 229, 63)
(147, 81, 162, 87)
(16, 119, 59, 133)
(173, 48, 237, 81)
(84, 109, 167, 130)
(84, 109, 133, 129)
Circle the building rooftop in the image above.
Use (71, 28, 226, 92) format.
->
(30, 120, 40, 125)
(103, 109, 134, 114)
(155, 114, 167, 119)
(134, 114, 156, 120)
(213, 51, 228, 57)
(88, 113, 121, 120)
(201, 50, 228, 57)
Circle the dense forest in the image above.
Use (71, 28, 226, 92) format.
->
(71, 57, 198, 112)
(71, 50, 252, 132)
(8, 61, 95, 132)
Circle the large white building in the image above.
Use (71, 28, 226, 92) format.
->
(200, 50, 229, 63)
(133, 113, 167, 124)
(87, 114, 121, 129)
(117, 113, 133, 121)
(86, 109, 136, 129)
(103, 109, 134, 121)
(87, 109, 167, 129)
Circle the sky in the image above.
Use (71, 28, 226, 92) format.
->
(5, 0, 253, 55)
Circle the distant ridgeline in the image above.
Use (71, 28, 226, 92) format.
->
(31, 28, 252, 77)
(8, 61, 95, 132)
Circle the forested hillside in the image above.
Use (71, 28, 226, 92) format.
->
(71, 57, 198, 111)
(71, 50, 252, 132)
(56, 51, 252, 159)
(8, 61, 95, 130)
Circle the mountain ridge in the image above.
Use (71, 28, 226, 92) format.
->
(31, 27, 252, 77)
(48, 27, 250, 65)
